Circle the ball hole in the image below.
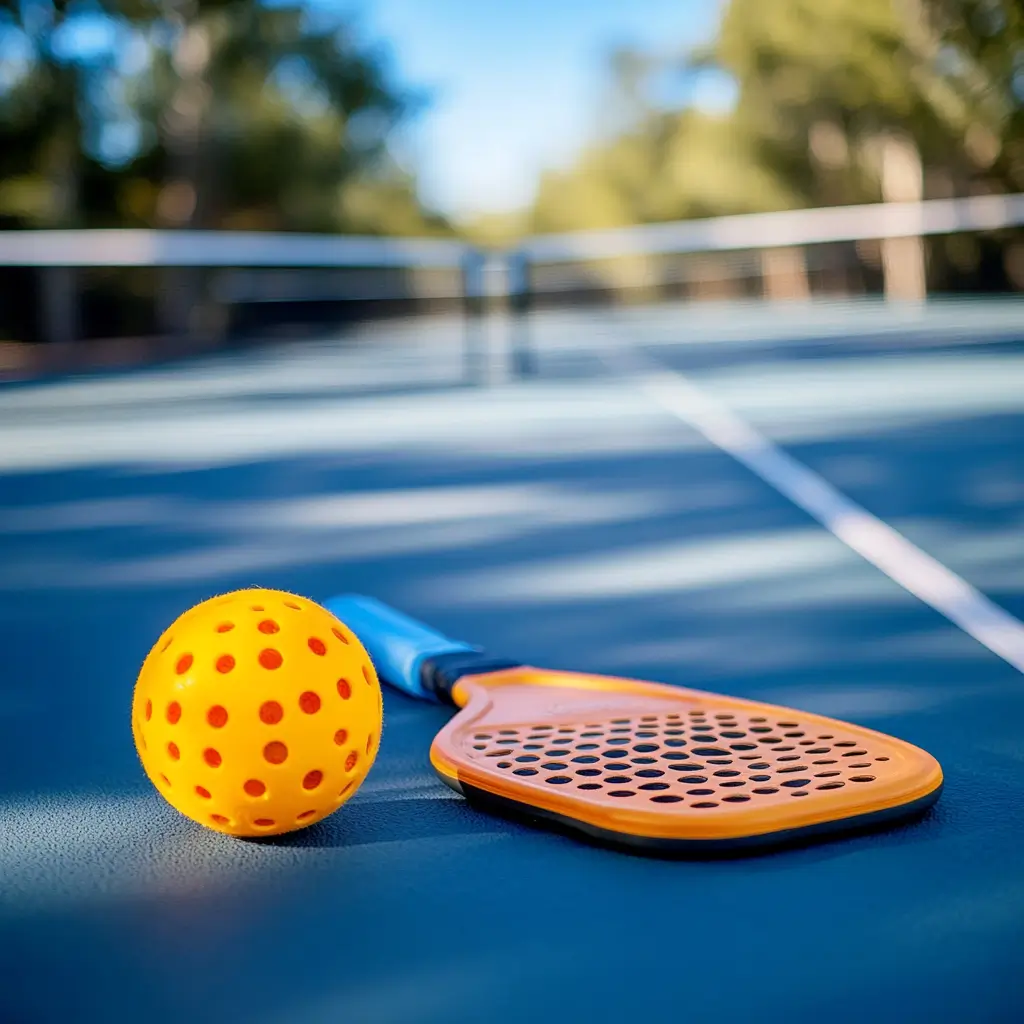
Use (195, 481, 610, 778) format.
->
(195, 786, 211, 799)
(144, 699, 152, 721)
(365, 733, 374, 754)
(167, 741, 180, 760)
(297, 810, 317, 821)
(175, 654, 192, 675)
(259, 700, 283, 725)
(166, 701, 181, 725)
(299, 691, 321, 714)
(259, 648, 283, 670)
(253, 819, 275, 828)
(302, 770, 323, 790)
(362, 665, 374, 686)
(215, 622, 234, 633)
(203, 748, 222, 768)
(258, 619, 279, 635)
(334, 728, 348, 746)
(160, 636, 173, 652)
(251, 605, 264, 611)
(244, 779, 266, 797)
(284, 600, 302, 610)
(308, 637, 327, 656)
(345, 750, 358, 772)
(216, 654, 235, 674)
(337, 679, 351, 700)
(159, 773, 171, 786)
(264, 741, 288, 765)
(337, 781, 353, 798)
(210, 814, 230, 825)
(331, 627, 349, 644)
(207, 705, 228, 728)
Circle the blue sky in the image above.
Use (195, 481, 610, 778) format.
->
(348, 0, 725, 219)
(14, 0, 727, 221)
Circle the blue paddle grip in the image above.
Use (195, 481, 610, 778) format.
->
(324, 594, 478, 702)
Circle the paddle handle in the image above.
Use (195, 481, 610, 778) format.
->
(327, 594, 517, 703)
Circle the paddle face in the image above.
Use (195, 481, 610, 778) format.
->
(430, 667, 943, 851)
(324, 595, 943, 853)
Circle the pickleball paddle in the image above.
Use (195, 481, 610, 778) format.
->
(325, 594, 943, 853)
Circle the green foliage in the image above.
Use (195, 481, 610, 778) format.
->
(530, 0, 1023, 233)
(0, 0, 447, 235)
(924, 0, 1024, 188)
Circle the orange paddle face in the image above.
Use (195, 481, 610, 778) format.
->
(429, 667, 943, 851)
(324, 595, 943, 853)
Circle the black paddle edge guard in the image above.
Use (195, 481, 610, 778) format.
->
(439, 774, 944, 859)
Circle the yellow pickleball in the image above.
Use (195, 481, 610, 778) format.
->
(131, 588, 382, 836)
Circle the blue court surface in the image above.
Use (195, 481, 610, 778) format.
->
(1, 298, 1023, 1023)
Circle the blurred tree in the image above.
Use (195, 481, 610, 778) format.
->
(531, 109, 799, 234)
(0, 0, 445, 235)
(923, 0, 1024, 191)
(530, 0, 1022, 226)
(0, 2, 88, 228)
(528, 0, 1022, 297)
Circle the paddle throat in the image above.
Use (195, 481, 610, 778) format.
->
(418, 651, 523, 705)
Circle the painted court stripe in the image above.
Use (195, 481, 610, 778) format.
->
(603, 347, 1024, 675)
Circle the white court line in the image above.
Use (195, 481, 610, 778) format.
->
(602, 346, 1024, 675)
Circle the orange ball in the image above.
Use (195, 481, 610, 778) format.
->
(131, 588, 382, 836)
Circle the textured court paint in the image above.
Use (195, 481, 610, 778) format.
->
(606, 349, 1024, 675)
(4, 312, 1024, 1024)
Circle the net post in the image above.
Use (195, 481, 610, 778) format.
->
(507, 248, 534, 378)
(38, 266, 79, 346)
(157, 265, 200, 342)
(460, 247, 487, 385)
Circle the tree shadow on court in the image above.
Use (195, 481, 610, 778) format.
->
(3, 359, 1024, 1024)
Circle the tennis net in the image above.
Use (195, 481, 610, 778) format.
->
(1, 194, 1022, 367)
(513, 194, 1024, 310)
